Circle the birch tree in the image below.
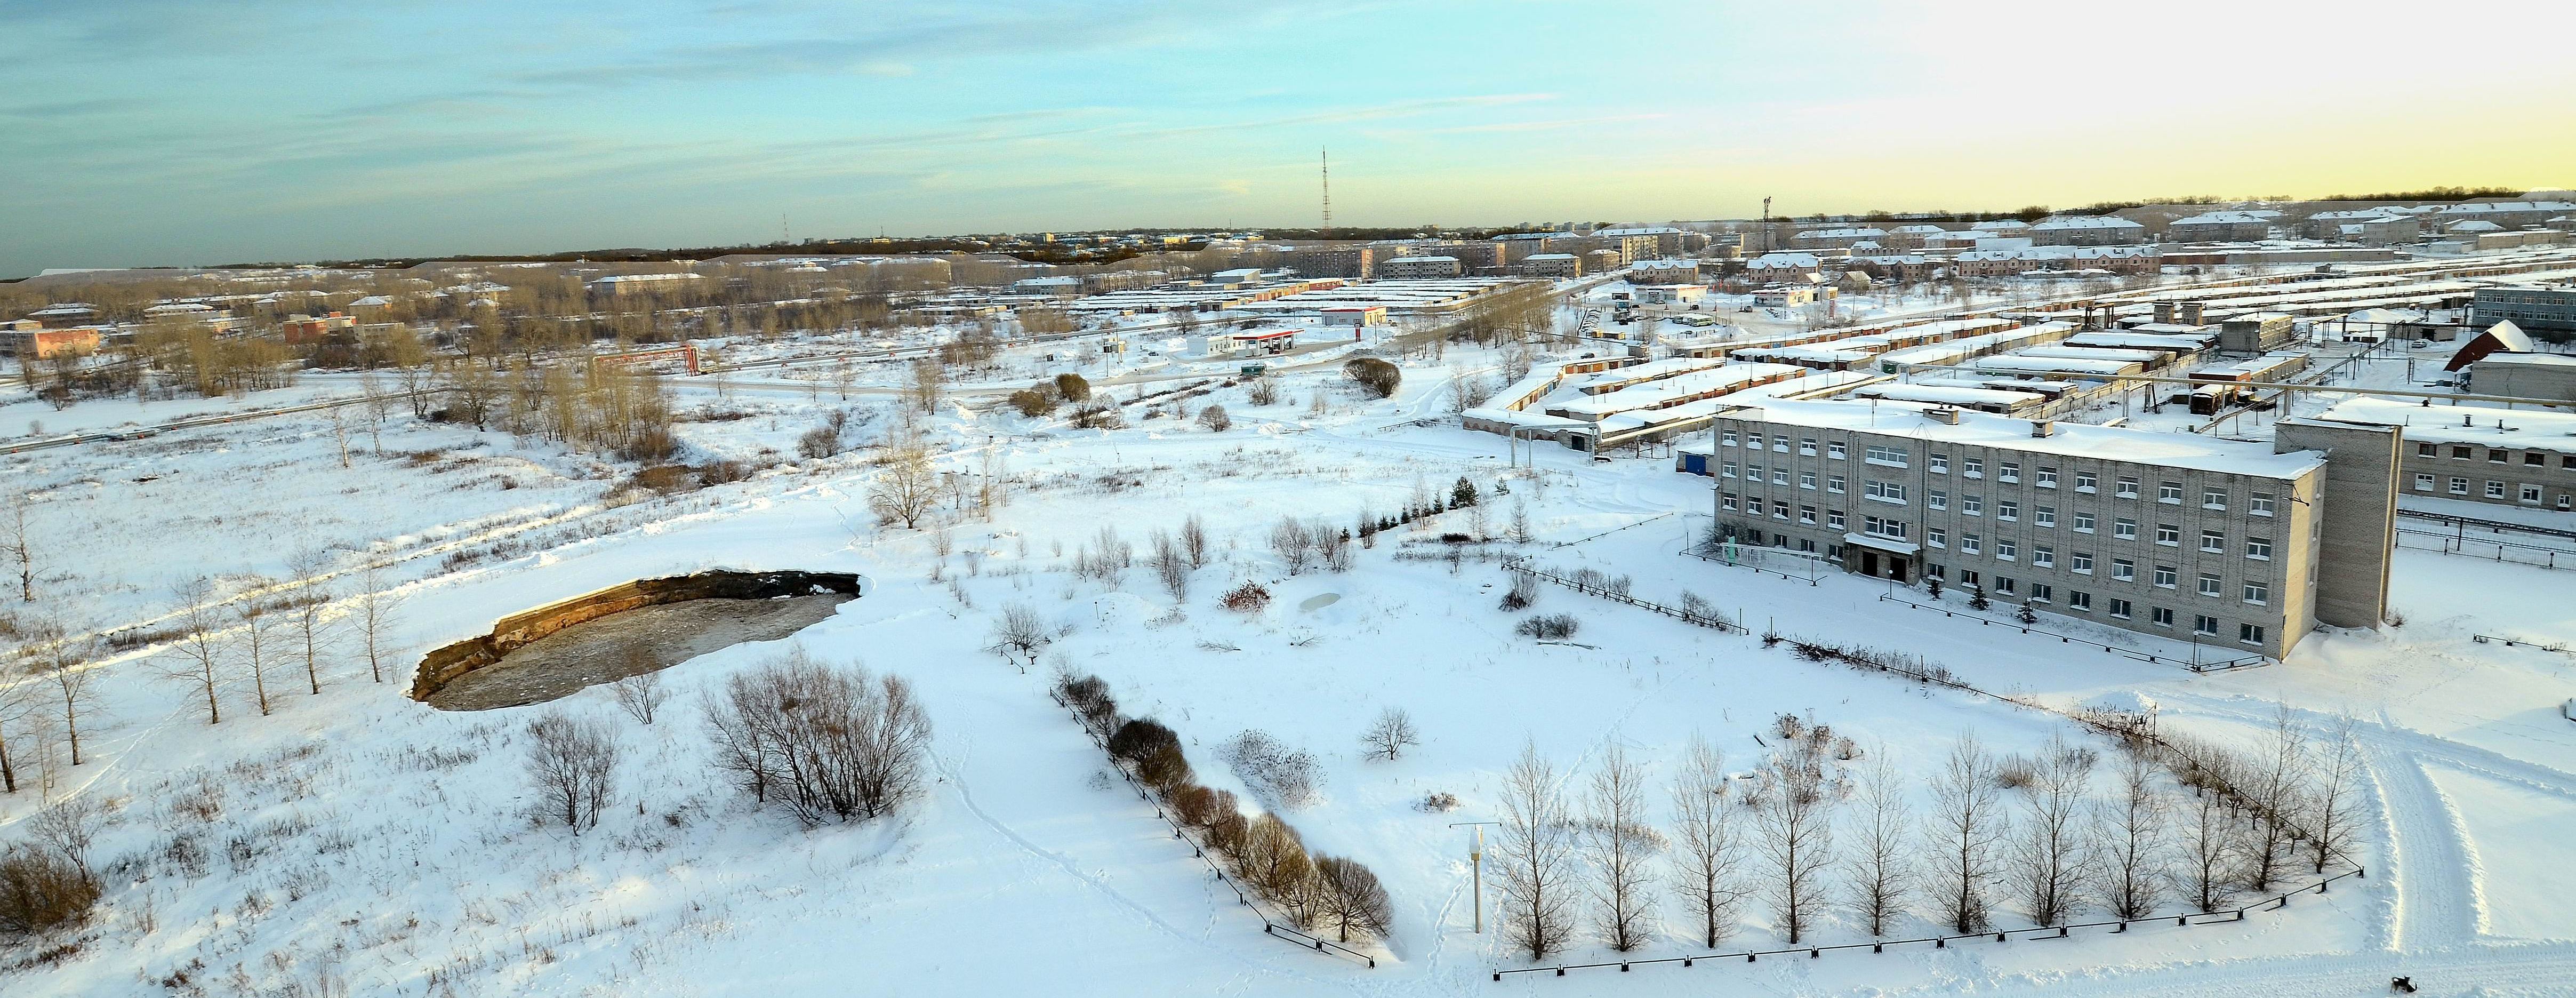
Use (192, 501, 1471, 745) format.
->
(2015, 736, 2093, 927)
(235, 597, 276, 717)
(2242, 703, 2309, 892)
(2307, 711, 2364, 874)
(2178, 784, 2242, 912)
(2090, 754, 2168, 920)
(1497, 740, 1576, 961)
(1753, 736, 1835, 943)
(1669, 735, 1748, 948)
(162, 576, 225, 724)
(1927, 733, 2008, 933)
(353, 562, 402, 684)
(2, 492, 35, 603)
(1843, 747, 1913, 936)
(286, 549, 333, 695)
(1584, 744, 1656, 951)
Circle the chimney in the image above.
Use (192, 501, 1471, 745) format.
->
(2031, 420, 2057, 437)
(1924, 407, 1963, 425)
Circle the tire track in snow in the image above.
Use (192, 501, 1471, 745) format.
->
(2365, 737, 2482, 949)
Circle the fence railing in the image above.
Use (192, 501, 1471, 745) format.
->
(2396, 528, 2574, 570)
(2397, 507, 2576, 541)
(1493, 866, 2366, 980)
(1675, 540, 1828, 585)
(1045, 692, 1379, 969)
(1503, 560, 1746, 634)
(1872, 592, 2271, 673)
(2473, 634, 2573, 654)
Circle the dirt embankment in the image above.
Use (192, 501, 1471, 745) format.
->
(426, 594, 849, 710)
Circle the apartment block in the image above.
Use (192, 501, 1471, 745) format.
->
(2318, 396, 2576, 512)
(1695, 400, 2355, 659)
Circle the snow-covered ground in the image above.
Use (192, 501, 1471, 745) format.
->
(3, 336, 2574, 996)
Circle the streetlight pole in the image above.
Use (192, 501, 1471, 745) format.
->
(1449, 821, 1501, 933)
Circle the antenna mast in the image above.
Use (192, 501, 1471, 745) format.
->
(1320, 147, 1333, 239)
(1761, 196, 1771, 254)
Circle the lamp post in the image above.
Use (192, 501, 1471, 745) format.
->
(1448, 820, 1502, 933)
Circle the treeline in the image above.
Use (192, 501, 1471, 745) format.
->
(433, 358, 678, 461)
(1055, 673, 1393, 945)
(1491, 704, 2363, 962)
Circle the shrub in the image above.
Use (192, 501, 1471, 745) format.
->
(1311, 855, 1394, 943)
(525, 713, 621, 835)
(704, 648, 932, 825)
(1220, 581, 1271, 613)
(1054, 373, 1092, 403)
(1055, 673, 1119, 737)
(0, 847, 100, 936)
(1136, 743, 1195, 795)
(1108, 718, 1181, 764)
(1246, 377, 1280, 406)
(1205, 811, 1252, 856)
(1008, 388, 1056, 417)
(796, 426, 841, 459)
(1070, 402, 1124, 429)
(1225, 730, 1321, 809)
(1196, 404, 1231, 431)
(2015, 604, 2039, 625)
(1514, 613, 1580, 640)
(1169, 785, 1234, 828)
(1343, 357, 1401, 398)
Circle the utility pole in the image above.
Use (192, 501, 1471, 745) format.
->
(1449, 820, 1501, 933)
(1320, 147, 1334, 240)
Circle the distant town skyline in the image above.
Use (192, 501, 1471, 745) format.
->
(5, 0, 2573, 278)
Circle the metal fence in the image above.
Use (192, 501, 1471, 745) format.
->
(1494, 867, 2366, 980)
(1872, 592, 2270, 672)
(2396, 528, 2575, 570)
(1504, 560, 1746, 634)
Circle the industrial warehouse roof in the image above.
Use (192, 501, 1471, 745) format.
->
(1713, 398, 2329, 479)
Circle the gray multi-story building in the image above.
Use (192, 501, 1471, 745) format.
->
(2316, 397, 2576, 513)
(1686, 399, 2397, 659)
(2471, 286, 2576, 336)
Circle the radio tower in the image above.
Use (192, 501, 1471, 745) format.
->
(1319, 147, 1333, 239)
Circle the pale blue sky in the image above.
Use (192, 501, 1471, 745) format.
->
(4, 1, 2571, 277)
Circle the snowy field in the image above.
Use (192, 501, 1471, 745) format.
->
(3, 339, 2574, 997)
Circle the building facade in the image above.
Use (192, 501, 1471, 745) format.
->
(1692, 400, 2347, 658)
(2028, 215, 2149, 246)
(2471, 286, 2576, 335)
(2322, 397, 2576, 512)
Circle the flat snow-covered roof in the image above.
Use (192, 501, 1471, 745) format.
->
(1716, 398, 2329, 478)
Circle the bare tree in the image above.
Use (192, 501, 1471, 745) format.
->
(2015, 735, 2094, 927)
(27, 795, 112, 874)
(162, 577, 225, 724)
(1585, 744, 1658, 951)
(1236, 812, 1315, 917)
(1669, 734, 1749, 948)
(1179, 514, 1210, 569)
(285, 549, 333, 695)
(869, 447, 941, 530)
(905, 357, 944, 414)
(1843, 747, 1913, 936)
(611, 668, 668, 726)
(524, 712, 621, 835)
(2090, 754, 2169, 920)
(1268, 517, 1314, 574)
(1927, 733, 2009, 933)
(702, 648, 931, 825)
(236, 596, 276, 717)
(0, 653, 41, 793)
(358, 371, 391, 454)
(2177, 783, 2242, 912)
(1, 492, 34, 603)
(2242, 702, 2309, 892)
(988, 603, 1050, 668)
(352, 562, 401, 684)
(1149, 530, 1190, 600)
(2308, 711, 2364, 874)
(22, 620, 98, 767)
(1312, 517, 1352, 572)
(1753, 737, 1835, 943)
(1497, 740, 1577, 962)
(1310, 855, 1392, 943)
(1359, 707, 1419, 761)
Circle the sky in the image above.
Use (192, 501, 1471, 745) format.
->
(3, 0, 2573, 277)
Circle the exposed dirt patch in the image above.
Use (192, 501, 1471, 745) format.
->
(426, 594, 850, 711)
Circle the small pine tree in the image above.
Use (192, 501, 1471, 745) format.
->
(1450, 477, 1479, 509)
(2015, 604, 2039, 626)
(1968, 584, 1991, 612)
(1925, 576, 1944, 599)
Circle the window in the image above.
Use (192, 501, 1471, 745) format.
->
(1799, 438, 1817, 456)
(1772, 435, 1790, 452)
(1747, 462, 1764, 480)
(2029, 583, 2053, 602)
(2112, 558, 2136, 581)
(1828, 509, 1847, 529)
(2072, 552, 2093, 573)
(2035, 506, 2056, 528)
(1721, 429, 1739, 447)
(1997, 500, 2019, 522)
(2115, 518, 2139, 540)
(1865, 481, 1908, 504)
(1962, 495, 1984, 516)
(2074, 512, 2095, 532)
(2250, 492, 2275, 516)
(2200, 530, 2225, 553)
(2109, 598, 2133, 619)
(2414, 474, 2435, 492)
(2156, 523, 2180, 546)
(1999, 461, 2021, 483)
(1929, 491, 1949, 510)
(2526, 452, 2545, 467)
(2154, 565, 2178, 588)
(2240, 623, 2266, 646)
(2243, 580, 2269, 604)
(2036, 467, 2059, 488)
(2152, 606, 2174, 627)
(1773, 500, 1791, 520)
(1963, 457, 1985, 478)
(1771, 469, 1788, 486)
(1721, 493, 1739, 511)
(1927, 563, 1947, 578)
(2485, 481, 2506, 499)
(2523, 485, 2543, 504)
(1799, 505, 1817, 525)
(1800, 471, 1817, 490)
(1864, 515, 1906, 539)
(2415, 442, 2435, 457)
(2069, 590, 2093, 610)
(2158, 481, 2184, 504)
(2449, 476, 2468, 494)
(2489, 449, 2508, 464)
(2245, 537, 2272, 560)
(1996, 539, 2018, 560)
(2197, 573, 2222, 597)
(2194, 614, 2221, 636)
(1996, 577, 2017, 595)
(1828, 441, 1847, 459)
(2075, 471, 2098, 492)
(2033, 546, 2055, 568)
(1827, 475, 1845, 493)
(1865, 443, 1910, 467)
(1962, 533, 1981, 555)
(2116, 477, 2140, 498)
(1929, 453, 1950, 474)
(1928, 527, 1947, 547)
(2451, 445, 2471, 460)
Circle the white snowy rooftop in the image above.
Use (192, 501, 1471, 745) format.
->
(2313, 396, 2576, 451)
(2031, 215, 2147, 231)
(1715, 398, 2329, 479)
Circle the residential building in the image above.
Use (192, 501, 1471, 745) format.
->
(1377, 255, 1463, 280)
(589, 273, 702, 297)
(2471, 286, 2576, 336)
(2431, 201, 2576, 229)
(2168, 211, 2274, 242)
(1689, 400, 2380, 658)
(2317, 396, 2576, 513)
(1791, 227, 1886, 250)
(1289, 246, 1374, 280)
(1628, 259, 1701, 285)
(2028, 215, 2149, 246)
(4, 326, 101, 359)
(2466, 353, 2576, 404)
(1517, 253, 1580, 278)
(1594, 226, 1687, 257)
(1951, 244, 2160, 276)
